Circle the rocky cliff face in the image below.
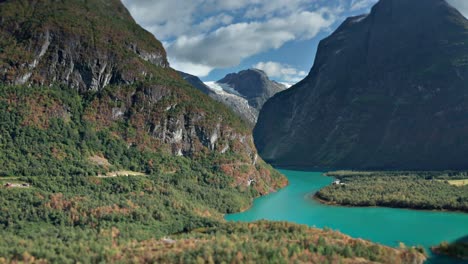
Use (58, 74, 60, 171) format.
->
(0, 0, 286, 194)
(208, 88, 259, 127)
(255, 0, 468, 170)
(0, 0, 168, 92)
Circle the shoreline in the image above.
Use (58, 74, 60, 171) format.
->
(230, 170, 468, 217)
(312, 192, 468, 214)
(431, 245, 468, 261)
(227, 179, 290, 217)
(270, 163, 468, 173)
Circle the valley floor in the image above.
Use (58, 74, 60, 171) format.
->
(314, 171, 468, 261)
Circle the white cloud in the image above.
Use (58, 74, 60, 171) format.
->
(447, 0, 468, 18)
(166, 9, 337, 76)
(122, 0, 319, 40)
(122, 0, 468, 78)
(243, 0, 311, 18)
(197, 14, 234, 32)
(169, 58, 214, 77)
(202, 0, 262, 12)
(122, 0, 343, 76)
(122, 0, 201, 39)
(350, 0, 378, 11)
(253, 61, 307, 83)
(279, 82, 294, 88)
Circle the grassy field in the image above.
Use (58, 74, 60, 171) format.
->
(96, 170, 146, 178)
(446, 179, 468, 186)
(0, 177, 27, 185)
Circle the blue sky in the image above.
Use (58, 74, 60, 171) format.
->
(122, 0, 468, 85)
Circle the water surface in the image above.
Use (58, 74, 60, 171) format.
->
(226, 170, 468, 263)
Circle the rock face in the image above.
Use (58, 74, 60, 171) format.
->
(0, 0, 168, 92)
(254, 0, 468, 170)
(207, 87, 259, 126)
(179, 69, 286, 126)
(0, 0, 286, 193)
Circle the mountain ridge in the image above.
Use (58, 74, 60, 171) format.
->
(218, 68, 287, 110)
(254, 0, 468, 170)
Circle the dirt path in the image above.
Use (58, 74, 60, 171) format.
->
(96, 170, 146, 178)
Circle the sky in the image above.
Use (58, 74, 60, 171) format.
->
(122, 0, 468, 85)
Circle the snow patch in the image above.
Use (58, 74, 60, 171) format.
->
(350, 15, 368, 24)
(204, 81, 243, 97)
(204, 81, 258, 124)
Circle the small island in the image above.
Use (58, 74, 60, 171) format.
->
(315, 171, 468, 212)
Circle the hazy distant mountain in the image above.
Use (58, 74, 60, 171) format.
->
(179, 69, 286, 126)
(218, 69, 287, 110)
(255, 0, 468, 170)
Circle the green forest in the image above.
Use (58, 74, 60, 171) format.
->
(0, 85, 425, 263)
(0, 83, 245, 177)
(316, 171, 468, 212)
(0, 174, 426, 263)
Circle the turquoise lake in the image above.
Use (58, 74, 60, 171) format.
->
(226, 170, 468, 264)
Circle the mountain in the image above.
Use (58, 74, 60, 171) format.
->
(179, 69, 286, 126)
(254, 0, 468, 170)
(0, 0, 286, 192)
(0, 0, 287, 245)
(178, 71, 258, 125)
(0, 0, 169, 91)
(0, 1, 428, 262)
(0, 0, 288, 192)
(218, 69, 287, 110)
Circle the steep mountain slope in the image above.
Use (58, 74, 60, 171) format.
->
(255, 0, 468, 170)
(0, 0, 286, 193)
(0, 0, 168, 91)
(206, 84, 259, 126)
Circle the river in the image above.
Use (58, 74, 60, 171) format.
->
(226, 170, 468, 264)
